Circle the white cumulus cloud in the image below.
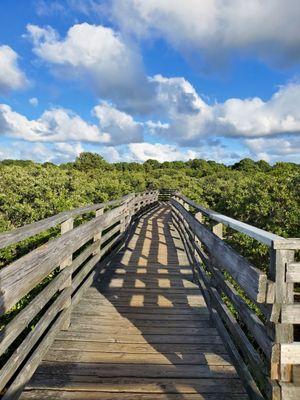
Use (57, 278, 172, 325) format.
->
(0, 103, 146, 145)
(111, 0, 300, 68)
(0, 141, 84, 164)
(93, 102, 143, 145)
(127, 142, 197, 162)
(245, 136, 300, 163)
(0, 45, 28, 94)
(0, 104, 108, 143)
(26, 22, 154, 112)
(148, 78, 300, 145)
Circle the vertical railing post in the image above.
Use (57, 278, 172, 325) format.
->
(270, 244, 294, 385)
(93, 207, 104, 255)
(125, 195, 135, 227)
(212, 222, 223, 239)
(59, 217, 74, 330)
(183, 200, 189, 212)
(121, 197, 131, 234)
(194, 211, 203, 255)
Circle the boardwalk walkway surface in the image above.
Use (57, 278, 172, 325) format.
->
(20, 205, 248, 399)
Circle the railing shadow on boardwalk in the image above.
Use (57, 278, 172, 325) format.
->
(3, 191, 299, 399)
(80, 205, 244, 399)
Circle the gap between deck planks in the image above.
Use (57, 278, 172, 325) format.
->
(20, 205, 249, 400)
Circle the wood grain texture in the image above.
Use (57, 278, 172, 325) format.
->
(20, 205, 247, 400)
(0, 203, 127, 312)
(172, 205, 271, 399)
(174, 193, 282, 247)
(171, 199, 267, 303)
(0, 194, 134, 249)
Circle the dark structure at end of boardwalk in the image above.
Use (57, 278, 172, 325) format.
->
(0, 190, 299, 400)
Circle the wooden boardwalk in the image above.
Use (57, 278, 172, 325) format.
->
(20, 205, 248, 400)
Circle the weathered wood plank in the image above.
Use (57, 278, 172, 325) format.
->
(281, 383, 300, 400)
(286, 262, 300, 283)
(72, 253, 102, 292)
(23, 377, 247, 394)
(43, 349, 232, 365)
(282, 304, 300, 324)
(0, 266, 71, 356)
(173, 211, 270, 398)
(0, 203, 126, 312)
(2, 310, 69, 400)
(72, 304, 207, 315)
(171, 199, 267, 303)
(192, 261, 265, 399)
(0, 194, 133, 249)
(55, 331, 223, 344)
(281, 343, 300, 364)
(67, 323, 214, 334)
(31, 361, 239, 379)
(272, 239, 300, 250)
(18, 203, 247, 400)
(70, 311, 210, 321)
(198, 257, 273, 358)
(20, 391, 248, 400)
(72, 240, 100, 274)
(174, 194, 282, 246)
(51, 340, 228, 354)
(0, 288, 71, 393)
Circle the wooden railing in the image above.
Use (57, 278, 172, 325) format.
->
(158, 188, 177, 201)
(171, 193, 300, 400)
(0, 190, 159, 399)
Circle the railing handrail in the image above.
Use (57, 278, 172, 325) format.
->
(0, 191, 157, 249)
(0, 190, 159, 398)
(171, 193, 300, 400)
(174, 192, 283, 247)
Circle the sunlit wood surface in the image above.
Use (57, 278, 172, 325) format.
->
(20, 205, 248, 399)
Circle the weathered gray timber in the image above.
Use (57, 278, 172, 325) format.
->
(0, 190, 299, 400)
(171, 193, 300, 400)
(18, 204, 248, 400)
(175, 193, 282, 246)
(0, 190, 158, 398)
(0, 194, 134, 249)
(171, 199, 268, 303)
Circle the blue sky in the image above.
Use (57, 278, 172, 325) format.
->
(0, 0, 300, 164)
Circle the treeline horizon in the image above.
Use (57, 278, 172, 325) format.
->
(0, 150, 299, 281)
(0, 152, 299, 171)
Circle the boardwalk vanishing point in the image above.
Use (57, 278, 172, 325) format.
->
(0, 190, 299, 400)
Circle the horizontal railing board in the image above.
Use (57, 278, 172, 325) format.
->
(272, 239, 300, 250)
(281, 343, 300, 364)
(171, 199, 267, 303)
(2, 309, 68, 400)
(70, 222, 124, 293)
(280, 383, 300, 400)
(211, 268, 272, 358)
(71, 201, 159, 307)
(0, 191, 159, 399)
(173, 206, 273, 320)
(282, 304, 300, 324)
(0, 203, 126, 313)
(286, 263, 300, 283)
(184, 232, 273, 357)
(172, 201, 276, 398)
(72, 241, 100, 274)
(186, 237, 265, 400)
(0, 286, 71, 392)
(0, 194, 134, 250)
(172, 209, 270, 378)
(174, 193, 283, 247)
(72, 253, 102, 293)
(0, 266, 71, 357)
